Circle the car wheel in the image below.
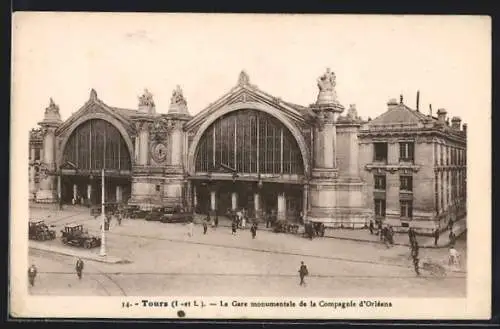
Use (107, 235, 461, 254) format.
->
(84, 241, 91, 249)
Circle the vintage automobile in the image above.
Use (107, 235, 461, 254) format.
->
(90, 203, 120, 217)
(272, 220, 299, 234)
(145, 206, 176, 221)
(128, 206, 150, 219)
(60, 224, 101, 249)
(160, 208, 194, 223)
(29, 220, 56, 241)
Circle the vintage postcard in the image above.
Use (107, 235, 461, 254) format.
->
(10, 12, 491, 319)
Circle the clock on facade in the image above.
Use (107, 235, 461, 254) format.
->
(152, 142, 168, 163)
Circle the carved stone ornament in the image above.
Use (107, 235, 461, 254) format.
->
(347, 104, 358, 119)
(170, 85, 186, 106)
(139, 89, 155, 107)
(151, 142, 168, 163)
(150, 117, 171, 141)
(317, 68, 336, 92)
(90, 89, 98, 101)
(315, 68, 342, 107)
(238, 70, 250, 86)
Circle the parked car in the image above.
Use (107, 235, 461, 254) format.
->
(128, 206, 150, 219)
(90, 203, 120, 217)
(160, 208, 193, 223)
(60, 224, 101, 249)
(145, 207, 176, 221)
(29, 220, 56, 241)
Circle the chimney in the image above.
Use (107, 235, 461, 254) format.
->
(416, 90, 420, 112)
(462, 123, 467, 134)
(387, 98, 399, 110)
(437, 108, 447, 123)
(429, 104, 433, 117)
(451, 116, 462, 129)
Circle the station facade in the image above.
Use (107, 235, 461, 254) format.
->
(29, 69, 467, 232)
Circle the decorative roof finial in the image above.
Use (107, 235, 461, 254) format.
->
(90, 89, 98, 101)
(168, 85, 189, 115)
(138, 88, 155, 107)
(238, 70, 250, 86)
(315, 68, 341, 107)
(400, 94, 403, 104)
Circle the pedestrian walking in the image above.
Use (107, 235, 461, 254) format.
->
(117, 213, 122, 226)
(28, 264, 37, 287)
(187, 220, 194, 237)
(242, 213, 247, 229)
(75, 258, 84, 280)
(203, 220, 208, 235)
(231, 220, 237, 235)
(250, 223, 257, 239)
(369, 220, 374, 235)
(411, 242, 420, 276)
(433, 227, 440, 246)
(298, 261, 309, 286)
(449, 230, 456, 247)
(214, 214, 219, 228)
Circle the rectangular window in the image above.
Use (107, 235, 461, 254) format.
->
(400, 200, 413, 219)
(373, 142, 388, 162)
(374, 199, 386, 217)
(34, 148, 41, 160)
(400, 175, 413, 191)
(399, 142, 414, 162)
(374, 175, 386, 190)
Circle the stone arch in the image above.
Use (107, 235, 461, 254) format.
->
(187, 101, 310, 175)
(57, 112, 134, 168)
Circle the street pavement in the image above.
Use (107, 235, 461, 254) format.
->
(28, 205, 466, 297)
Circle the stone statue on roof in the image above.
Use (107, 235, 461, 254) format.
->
(138, 89, 155, 107)
(45, 98, 59, 114)
(317, 68, 336, 92)
(170, 85, 186, 105)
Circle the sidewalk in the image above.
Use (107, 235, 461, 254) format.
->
(29, 240, 131, 264)
(193, 214, 466, 249)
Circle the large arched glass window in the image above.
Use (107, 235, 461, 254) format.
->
(195, 109, 304, 175)
(63, 119, 131, 171)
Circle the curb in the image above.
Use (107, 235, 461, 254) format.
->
(29, 244, 131, 264)
(192, 220, 464, 249)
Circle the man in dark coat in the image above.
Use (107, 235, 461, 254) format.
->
(411, 242, 420, 276)
(250, 223, 257, 239)
(231, 221, 237, 235)
(28, 264, 37, 287)
(76, 258, 84, 280)
(449, 230, 456, 247)
(369, 220, 374, 235)
(203, 220, 208, 235)
(298, 261, 309, 286)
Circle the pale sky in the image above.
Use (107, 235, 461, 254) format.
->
(12, 13, 490, 130)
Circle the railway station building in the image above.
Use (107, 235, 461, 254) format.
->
(29, 69, 467, 232)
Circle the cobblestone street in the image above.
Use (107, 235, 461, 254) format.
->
(28, 205, 466, 297)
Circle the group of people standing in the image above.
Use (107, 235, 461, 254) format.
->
(369, 220, 394, 247)
(28, 258, 85, 288)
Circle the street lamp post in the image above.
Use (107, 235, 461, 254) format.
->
(99, 168, 107, 257)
